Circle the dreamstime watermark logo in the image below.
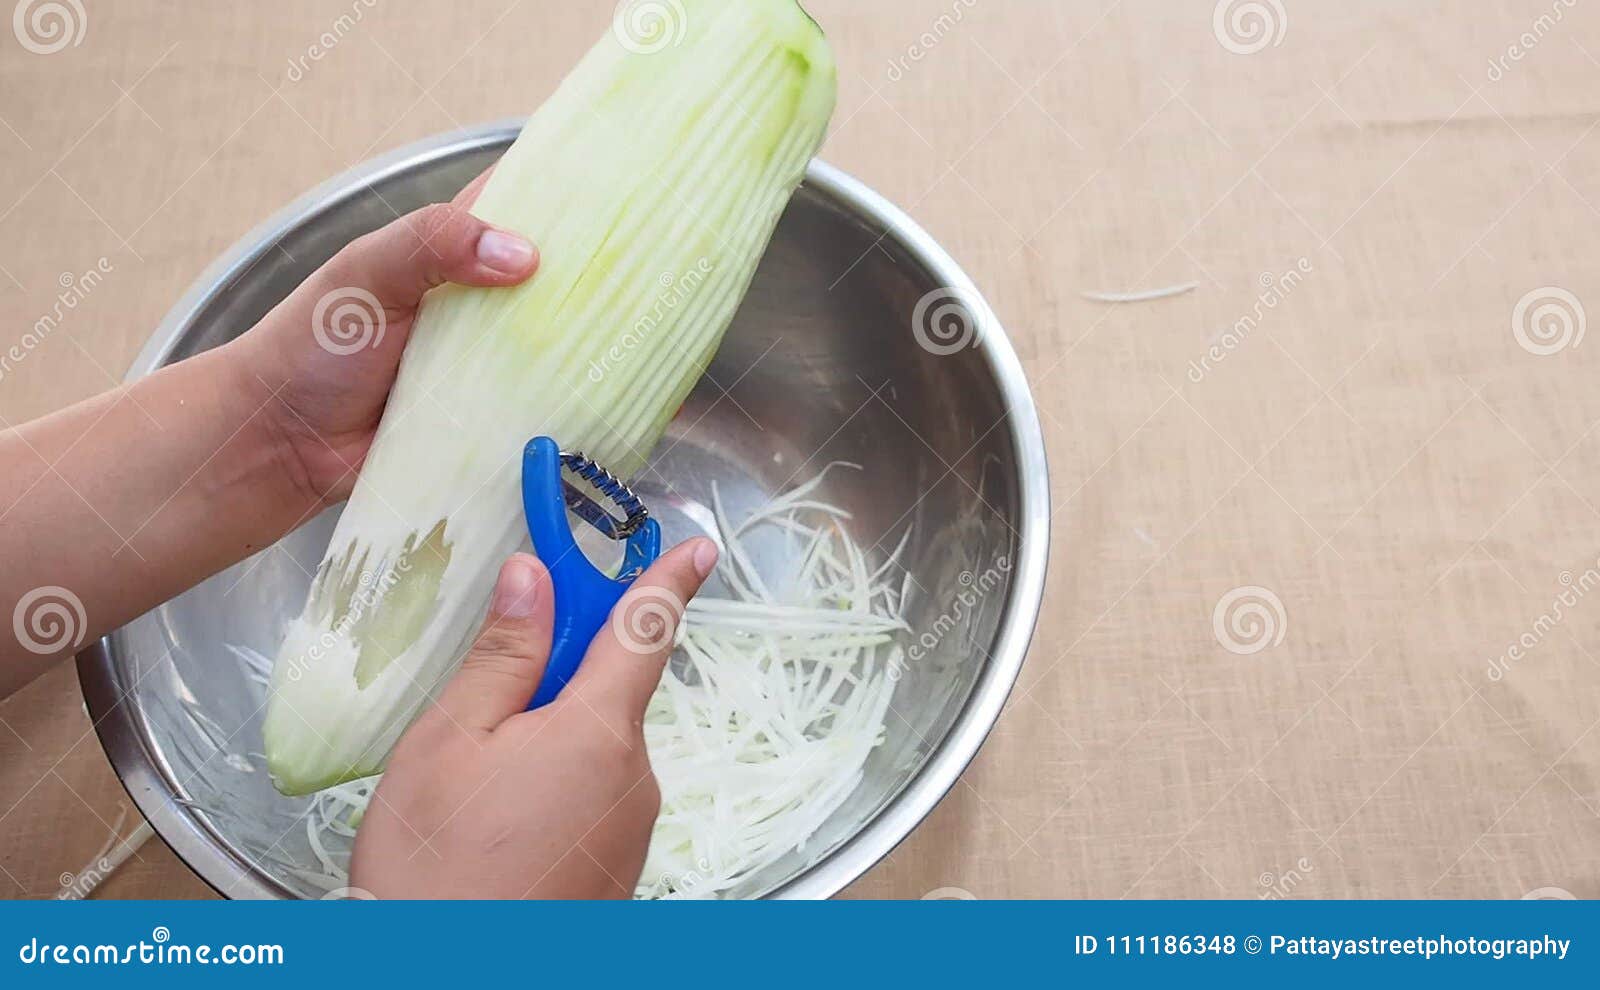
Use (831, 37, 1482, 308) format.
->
(58, 867, 104, 900)
(1511, 286, 1585, 356)
(57, 807, 147, 900)
(1212, 585, 1286, 655)
(898, 555, 1011, 676)
(283, 0, 379, 83)
(1486, 559, 1600, 681)
(885, 0, 979, 82)
(612, 0, 687, 55)
(912, 286, 983, 356)
(320, 886, 376, 900)
(611, 586, 685, 655)
(1186, 258, 1312, 383)
(12, 0, 85, 55)
(12, 585, 86, 655)
(1258, 857, 1314, 899)
(1522, 886, 1576, 900)
(1, 257, 113, 386)
(285, 561, 410, 682)
(644, 858, 713, 898)
(57, 853, 131, 900)
(922, 886, 977, 899)
(587, 258, 714, 383)
(58, 854, 120, 901)
(1487, 0, 1578, 82)
(1212, 0, 1287, 55)
(312, 287, 387, 356)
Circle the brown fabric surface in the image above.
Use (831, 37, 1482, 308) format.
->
(2, 0, 1598, 899)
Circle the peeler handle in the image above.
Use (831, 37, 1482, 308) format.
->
(521, 437, 661, 709)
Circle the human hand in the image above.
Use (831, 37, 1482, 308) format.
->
(233, 166, 539, 506)
(348, 537, 718, 899)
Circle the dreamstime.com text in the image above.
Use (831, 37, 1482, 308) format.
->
(18, 929, 283, 966)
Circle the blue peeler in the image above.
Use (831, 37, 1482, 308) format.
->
(521, 437, 661, 709)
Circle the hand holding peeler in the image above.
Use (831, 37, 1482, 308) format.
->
(521, 437, 661, 709)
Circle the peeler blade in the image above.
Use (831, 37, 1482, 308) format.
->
(557, 449, 650, 540)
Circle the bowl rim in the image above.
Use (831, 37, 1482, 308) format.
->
(76, 119, 1051, 900)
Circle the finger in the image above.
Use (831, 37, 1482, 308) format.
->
(316, 196, 538, 311)
(428, 555, 554, 736)
(566, 538, 719, 722)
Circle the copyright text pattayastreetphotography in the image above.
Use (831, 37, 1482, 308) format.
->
(1073, 933, 1569, 961)
(1262, 934, 1568, 960)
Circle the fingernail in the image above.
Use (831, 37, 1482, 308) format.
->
(492, 556, 541, 618)
(476, 228, 537, 274)
(692, 539, 719, 580)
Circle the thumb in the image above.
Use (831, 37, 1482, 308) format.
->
(430, 555, 554, 736)
(315, 197, 539, 312)
(566, 538, 719, 723)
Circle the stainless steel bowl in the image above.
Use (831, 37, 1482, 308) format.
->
(77, 121, 1049, 899)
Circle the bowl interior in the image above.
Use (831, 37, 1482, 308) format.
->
(107, 140, 1025, 898)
